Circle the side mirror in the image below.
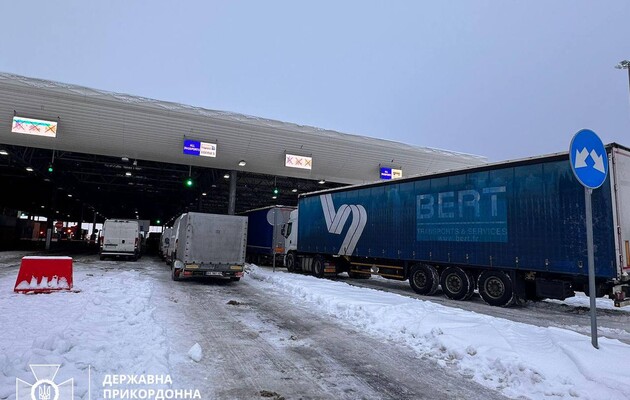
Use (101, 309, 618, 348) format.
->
(280, 225, 286, 237)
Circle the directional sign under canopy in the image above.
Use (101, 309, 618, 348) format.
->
(569, 129, 608, 189)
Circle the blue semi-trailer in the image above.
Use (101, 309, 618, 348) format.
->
(243, 206, 295, 265)
(283, 143, 630, 307)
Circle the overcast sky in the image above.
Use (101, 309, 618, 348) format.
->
(2, 1, 629, 161)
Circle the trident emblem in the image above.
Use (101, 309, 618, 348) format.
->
(38, 384, 52, 400)
(16, 365, 74, 400)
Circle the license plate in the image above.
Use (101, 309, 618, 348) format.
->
(205, 271, 222, 276)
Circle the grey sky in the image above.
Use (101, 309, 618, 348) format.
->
(2, 1, 629, 161)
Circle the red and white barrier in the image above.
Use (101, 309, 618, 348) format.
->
(14, 256, 73, 293)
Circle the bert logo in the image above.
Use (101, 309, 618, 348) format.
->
(16, 365, 74, 400)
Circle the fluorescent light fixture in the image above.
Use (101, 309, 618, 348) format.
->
(272, 196, 277, 200)
(121, 157, 129, 162)
(238, 160, 247, 167)
(223, 174, 230, 179)
(292, 188, 298, 193)
(67, 194, 72, 198)
(202, 192, 207, 196)
(125, 172, 132, 177)
(0, 150, 8, 156)
(318, 179, 325, 184)
(12, 116, 57, 138)
(25, 167, 34, 172)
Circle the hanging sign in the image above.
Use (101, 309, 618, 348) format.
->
(183, 139, 217, 157)
(12, 117, 58, 138)
(285, 154, 312, 170)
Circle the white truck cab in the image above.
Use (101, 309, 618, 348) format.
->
(282, 209, 299, 270)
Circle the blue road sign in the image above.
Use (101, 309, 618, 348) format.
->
(569, 129, 608, 189)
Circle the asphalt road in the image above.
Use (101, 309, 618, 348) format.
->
(139, 257, 509, 400)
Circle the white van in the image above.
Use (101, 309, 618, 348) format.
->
(159, 227, 173, 259)
(100, 219, 142, 261)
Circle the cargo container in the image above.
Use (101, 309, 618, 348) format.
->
(242, 206, 295, 265)
(170, 212, 248, 281)
(283, 143, 630, 307)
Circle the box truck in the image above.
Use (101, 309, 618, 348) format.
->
(170, 212, 248, 281)
(243, 206, 295, 265)
(99, 219, 142, 261)
(159, 227, 172, 259)
(283, 143, 630, 307)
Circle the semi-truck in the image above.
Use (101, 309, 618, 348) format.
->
(283, 143, 630, 307)
(99, 219, 142, 261)
(169, 212, 248, 281)
(243, 205, 295, 265)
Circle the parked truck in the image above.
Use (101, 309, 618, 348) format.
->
(243, 206, 295, 265)
(283, 143, 630, 307)
(159, 227, 172, 260)
(99, 219, 142, 261)
(169, 212, 248, 281)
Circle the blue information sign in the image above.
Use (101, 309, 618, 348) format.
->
(380, 167, 393, 180)
(183, 139, 201, 156)
(569, 129, 608, 189)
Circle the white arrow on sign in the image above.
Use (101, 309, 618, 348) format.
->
(590, 149, 605, 173)
(574, 148, 589, 169)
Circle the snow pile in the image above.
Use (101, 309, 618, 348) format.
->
(0, 267, 169, 400)
(187, 343, 202, 362)
(249, 265, 630, 400)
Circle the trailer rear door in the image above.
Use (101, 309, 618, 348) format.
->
(611, 146, 630, 277)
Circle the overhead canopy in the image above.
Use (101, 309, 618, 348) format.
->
(0, 73, 487, 222)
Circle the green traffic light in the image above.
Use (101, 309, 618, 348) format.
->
(47, 164, 53, 173)
(156, 219, 161, 225)
(273, 187, 279, 195)
(185, 178, 193, 187)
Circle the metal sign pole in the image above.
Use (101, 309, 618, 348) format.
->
(584, 187, 599, 349)
(569, 129, 607, 350)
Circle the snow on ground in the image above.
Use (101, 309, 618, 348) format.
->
(2, 253, 628, 400)
(248, 264, 630, 400)
(0, 262, 169, 400)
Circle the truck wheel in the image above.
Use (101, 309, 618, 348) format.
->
(409, 264, 439, 295)
(171, 267, 181, 281)
(478, 270, 514, 307)
(440, 267, 473, 301)
(312, 257, 325, 278)
(286, 253, 297, 273)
